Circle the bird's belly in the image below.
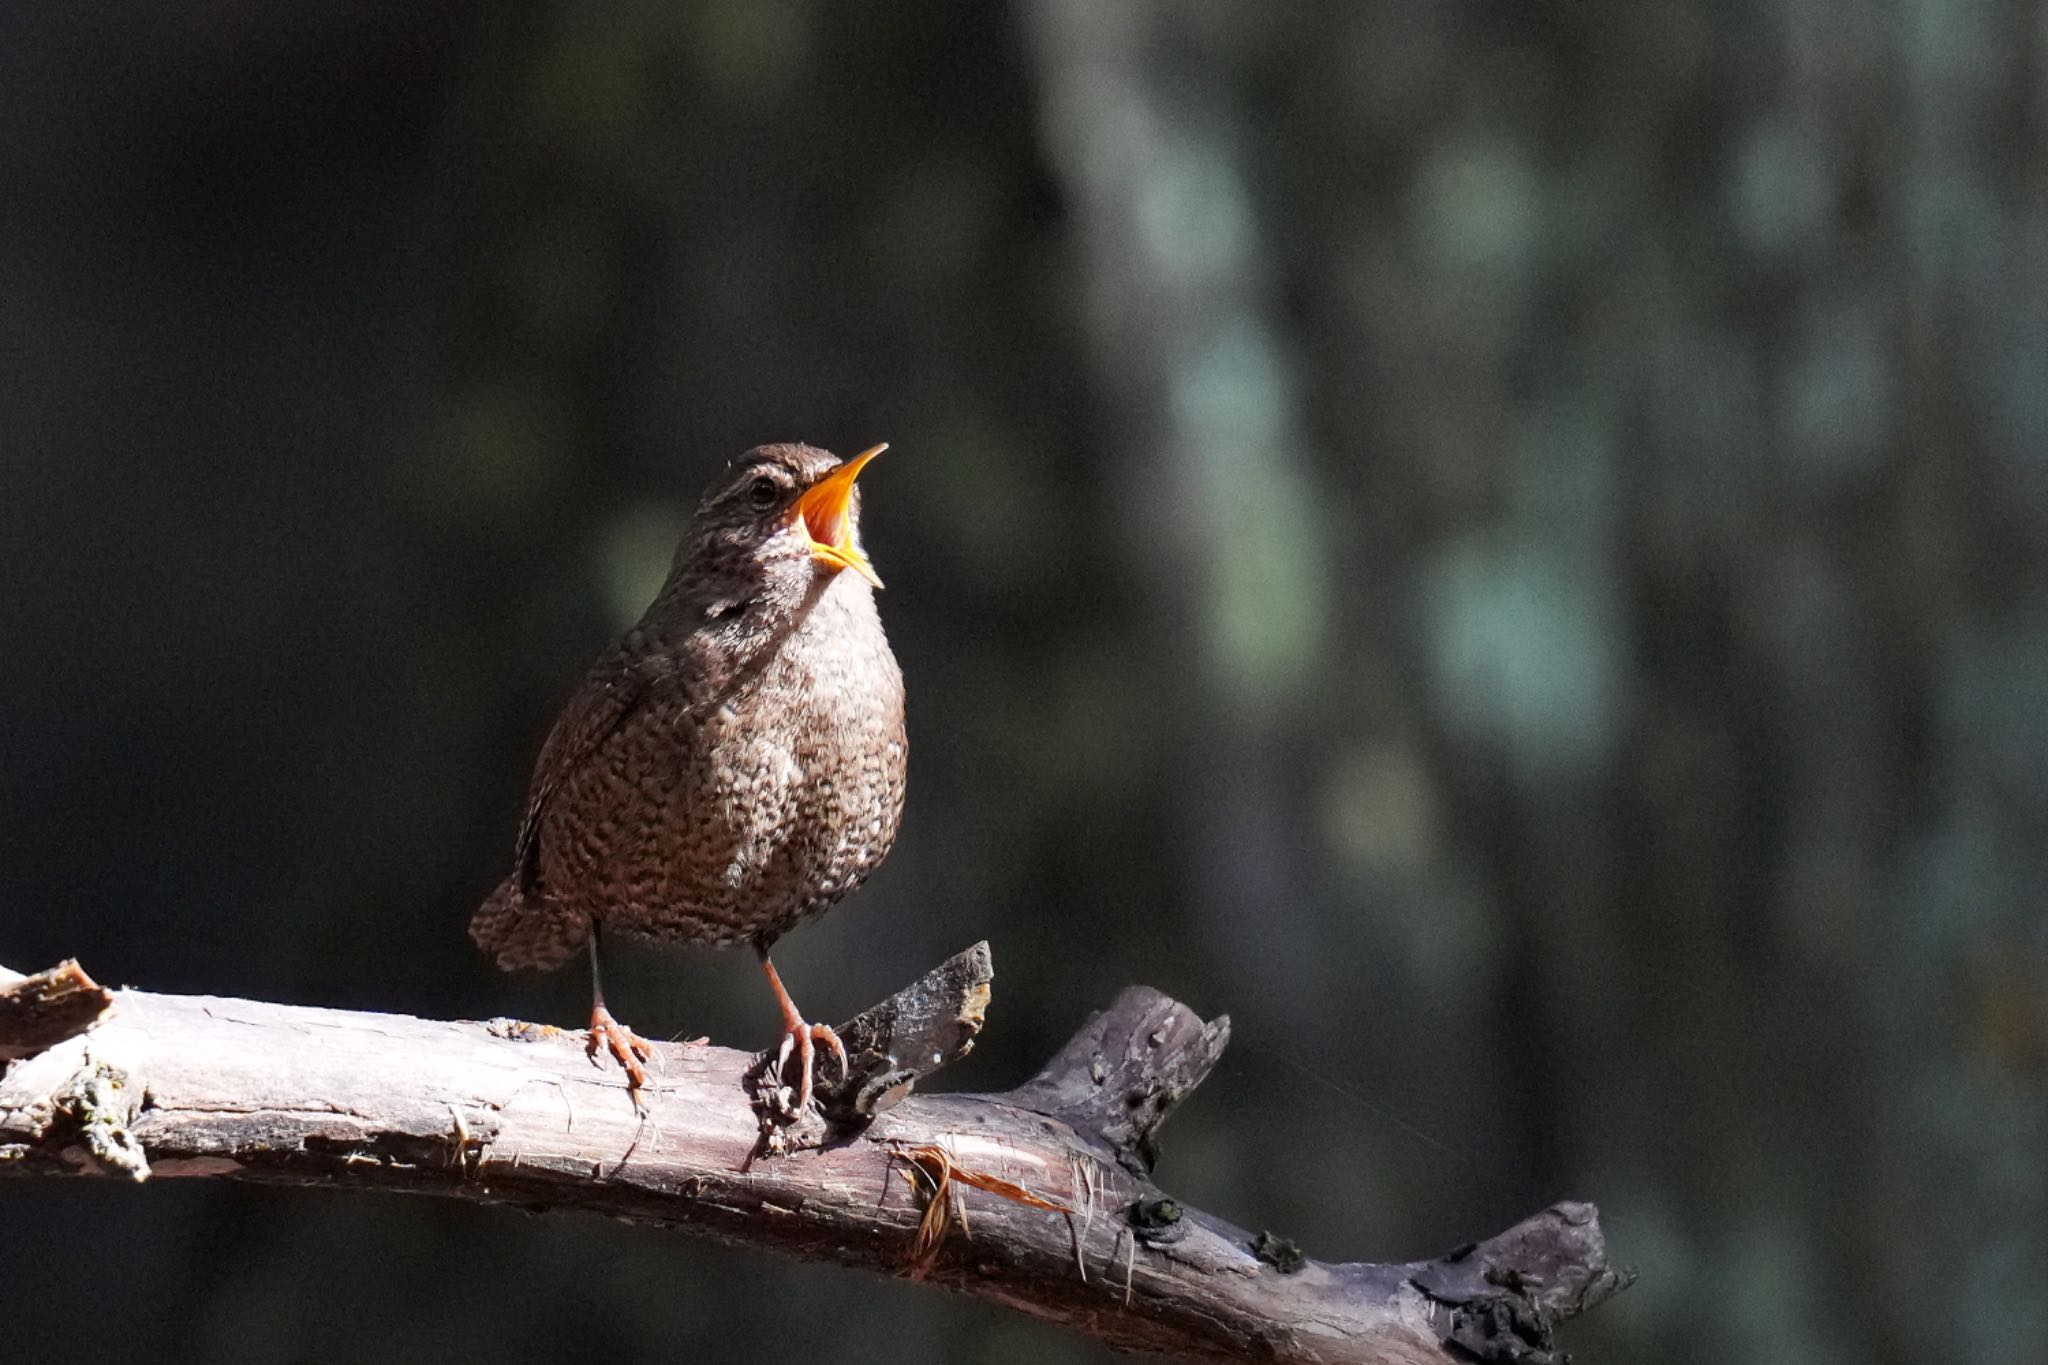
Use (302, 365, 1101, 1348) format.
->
(560, 673, 905, 949)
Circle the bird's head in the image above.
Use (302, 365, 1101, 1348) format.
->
(671, 442, 886, 627)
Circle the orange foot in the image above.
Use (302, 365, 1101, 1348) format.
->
(774, 1018, 848, 1115)
(587, 1003, 655, 1092)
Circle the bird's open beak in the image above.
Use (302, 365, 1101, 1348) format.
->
(793, 443, 886, 589)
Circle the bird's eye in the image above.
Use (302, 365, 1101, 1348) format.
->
(747, 475, 781, 508)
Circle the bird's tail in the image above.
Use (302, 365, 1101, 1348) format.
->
(469, 878, 587, 972)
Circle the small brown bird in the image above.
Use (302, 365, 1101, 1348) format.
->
(470, 442, 906, 1112)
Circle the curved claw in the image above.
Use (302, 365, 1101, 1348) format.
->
(816, 1022, 849, 1075)
(775, 1019, 848, 1114)
(587, 1003, 655, 1092)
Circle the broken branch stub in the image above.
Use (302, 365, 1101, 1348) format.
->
(807, 940, 993, 1124)
(0, 959, 115, 1061)
(999, 985, 1231, 1173)
(1411, 1201, 1636, 1361)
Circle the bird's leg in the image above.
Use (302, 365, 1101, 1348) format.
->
(586, 930, 653, 1091)
(760, 952, 847, 1113)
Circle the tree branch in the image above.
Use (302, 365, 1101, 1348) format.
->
(0, 951, 1628, 1362)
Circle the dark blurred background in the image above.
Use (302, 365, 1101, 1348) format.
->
(4, 2, 2044, 1362)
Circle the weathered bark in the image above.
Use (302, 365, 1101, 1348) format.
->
(0, 960, 114, 1061)
(0, 952, 1627, 1363)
